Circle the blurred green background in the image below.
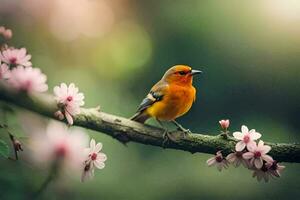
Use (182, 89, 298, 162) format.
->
(1, 0, 300, 199)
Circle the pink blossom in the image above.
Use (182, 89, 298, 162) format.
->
(13, 139, 23, 152)
(81, 139, 107, 182)
(266, 161, 285, 178)
(206, 151, 229, 171)
(226, 151, 250, 168)
(233, 125, 261, 151)
(0, 63, 10, 79)
(252, 161, 285, 182)
(252, 163, 272, 182)
(3, 29, 12, 40)
(53, 83, 85, 125)
(242, 140, 273, 169)
(8, 66, 48, 93)
(54, 110, 64, 120)
(86, 139, 107, 169)
(0, 26, 12, 40)
(29, 121, 89, 172)
(0, 48, 32, 67)
(219, 119, 230, 130)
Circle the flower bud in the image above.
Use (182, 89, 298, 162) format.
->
(54, 110, 65, 120)
(13, 140, 23, 152)
(219, 119, 230, 130)
(0, 26, 5, 33)
(3, 29, 12, 40)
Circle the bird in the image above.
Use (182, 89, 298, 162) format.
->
(130, 65, 202, 141)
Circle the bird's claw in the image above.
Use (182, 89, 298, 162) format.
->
(162, 130, 176, 147)
(183, 129, 191, 138)
(177, 127, 191, 138)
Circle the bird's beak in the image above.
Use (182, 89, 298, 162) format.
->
(191, 69, 202, 75)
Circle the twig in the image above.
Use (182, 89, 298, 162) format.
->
(31, 160, 60, 200)
(0, 107, 21, 160)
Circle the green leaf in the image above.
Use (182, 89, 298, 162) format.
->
(0, 140, 9, 158)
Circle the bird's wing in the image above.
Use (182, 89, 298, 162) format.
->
(136, 81, 168, 113)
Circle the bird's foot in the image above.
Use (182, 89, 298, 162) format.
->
(162, 130, 177, 147)
(172, 120, 191, 138)
(176, 127, 191, 139)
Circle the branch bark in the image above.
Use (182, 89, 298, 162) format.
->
(0, 86, 299, 163)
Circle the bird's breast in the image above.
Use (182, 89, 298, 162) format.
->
(146, 85, 196, 121)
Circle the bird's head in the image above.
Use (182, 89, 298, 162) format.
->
(162, 65, 202, 85)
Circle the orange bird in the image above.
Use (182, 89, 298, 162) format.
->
(131, 65, 202, 140)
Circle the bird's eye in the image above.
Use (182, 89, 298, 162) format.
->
(178, 71, 186, 75)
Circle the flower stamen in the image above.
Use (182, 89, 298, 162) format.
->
(90, 153, 97, 160)
(243, 135, 250, 143)
(67, 96, 73, 102)
(254, 151, 261, 158)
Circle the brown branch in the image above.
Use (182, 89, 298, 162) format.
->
(0, 86, 299, 163)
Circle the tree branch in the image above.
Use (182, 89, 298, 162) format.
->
(0, 86, 299, 163)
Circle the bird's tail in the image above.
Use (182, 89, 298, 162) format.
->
(130, 111, 150, 124)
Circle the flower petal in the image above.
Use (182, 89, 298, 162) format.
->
(246, 141, 257, 152)
(234, 159, 241, 168)
(94, 142, 103, 153)
(90, 139, 96, 150)
(235, 141, 246, 151)
(206, 157, 216, 166)
(251, 131, 261, 140)
(242, 159, 251, 168)
(262, 154, 273, 163)
(217, 163, 223, 171)
(97, 153, 107, 162)
(241, 125, 249, 134)
(254, 158, 263, 169)
(243, 152, 254, 159)
(233, 131, 244, 140)
(257, 140, 264, 148)
(261, 145, 271, 154)
(81, 168, 95, 182)
(65, 111, 73, 125)
(226, 153, 236, 162)
(94, 160, 105, 169)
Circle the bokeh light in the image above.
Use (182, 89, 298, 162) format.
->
(263, 0, 300, 21)
(49, 0, 115, 41)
